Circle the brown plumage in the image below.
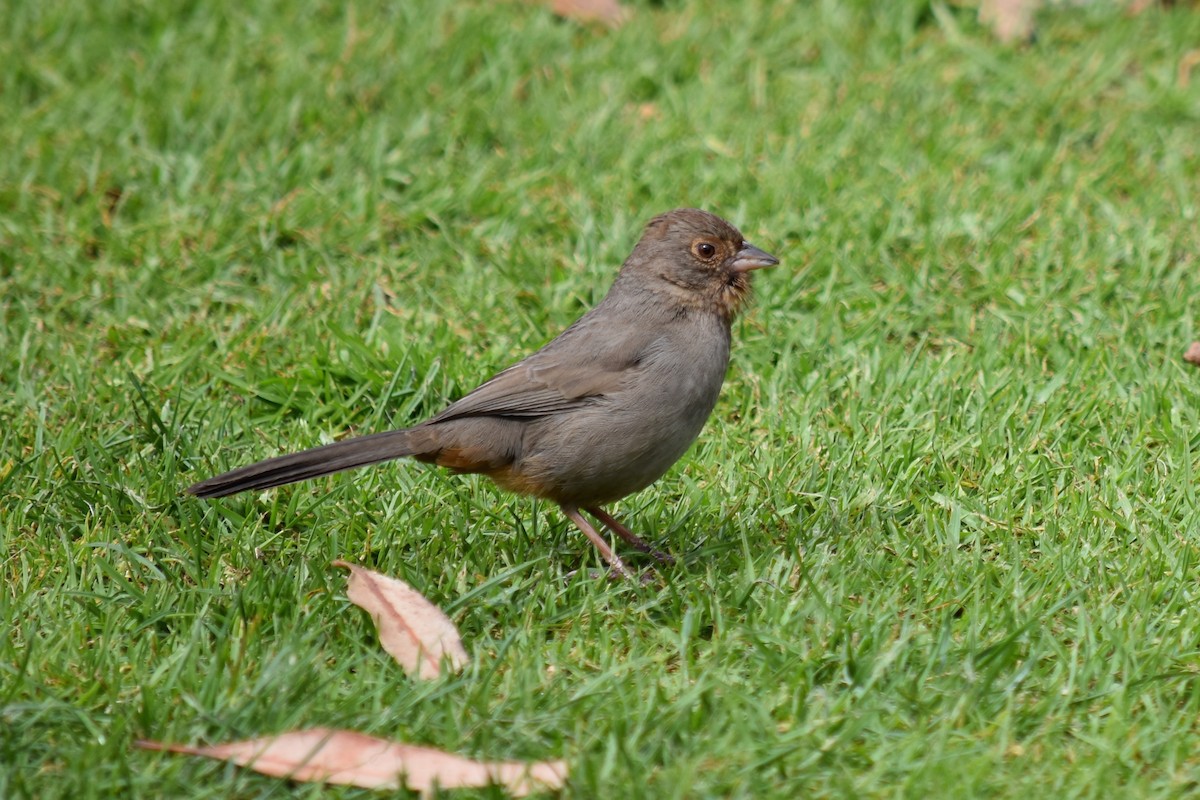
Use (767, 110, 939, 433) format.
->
(188, 208, 778, 577)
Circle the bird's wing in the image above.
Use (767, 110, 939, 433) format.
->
(428, 324, 657, 423)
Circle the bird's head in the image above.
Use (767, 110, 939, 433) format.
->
(620, 208, 778, 320)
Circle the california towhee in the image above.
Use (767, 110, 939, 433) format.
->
(188, 208, 778, 577)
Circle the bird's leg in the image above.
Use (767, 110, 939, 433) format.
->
(560, 504, 634, 579)
(586, 506, 676, 566)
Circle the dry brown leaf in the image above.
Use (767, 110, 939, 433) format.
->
(979, 0, 1038, 43)
(1129, 0, 1190, 14)
(550, 0, 629, 28)
(1179, 50, 1200, 87)
(1184, 341, 1200, 366)
(137, 728, 567, 796)
(334, 560, 468, 679)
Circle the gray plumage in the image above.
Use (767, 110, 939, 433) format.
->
(188, 208, 778, 576)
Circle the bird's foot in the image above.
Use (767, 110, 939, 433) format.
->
(566, 567, 657, 585)
(586, 506, 676, 566)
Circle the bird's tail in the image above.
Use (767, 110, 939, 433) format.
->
(187, 428, 420, 498)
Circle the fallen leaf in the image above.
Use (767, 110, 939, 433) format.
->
(979, 0, 1038, 43)
(550, 0, 629, 28)
(136, 728, 567, 796)
(1179, 50, 1200, 87)
(1129, 0, 1186, 14)
(1185, 342, 1200, 366)
(334, 560, 468, 679)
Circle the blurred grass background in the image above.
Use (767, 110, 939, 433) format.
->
(3, 0, 1200, 797)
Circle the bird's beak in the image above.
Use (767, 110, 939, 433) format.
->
(731, 242, 779, 273)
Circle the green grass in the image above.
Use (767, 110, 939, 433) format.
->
(4, 0, 1200, 796)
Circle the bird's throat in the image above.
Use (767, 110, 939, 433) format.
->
(717, 272, 753, 320)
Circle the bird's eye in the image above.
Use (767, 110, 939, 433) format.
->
(694, 241, 717, 260)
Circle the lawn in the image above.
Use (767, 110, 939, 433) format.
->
(3, 0, 1200, 797)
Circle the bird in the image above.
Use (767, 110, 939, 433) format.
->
(188, 208, 779, 577)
